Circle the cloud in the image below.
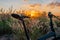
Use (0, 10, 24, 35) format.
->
(29, 3, 41, 7)
(48, 2, 60, 6)
(40, 0, 54, 4)
(23, 0, 28, 1)
(55, 0, 60, 2)
(47, 0, 60, 8)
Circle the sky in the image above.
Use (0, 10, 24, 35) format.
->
(0, 0, 59, 9)
(0, 0, 60, 16)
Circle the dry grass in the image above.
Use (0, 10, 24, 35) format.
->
(0, 8, 60, 40)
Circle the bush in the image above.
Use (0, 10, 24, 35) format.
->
(0, 20, 13, 36)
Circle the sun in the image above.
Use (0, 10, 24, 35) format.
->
(15, 9, 42, 18)
(24, 9, 41, 18)
(30, 10, 36, 17)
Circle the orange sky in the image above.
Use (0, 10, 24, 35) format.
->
(17, 4, 60, 16)
(0, 0, 60, 16)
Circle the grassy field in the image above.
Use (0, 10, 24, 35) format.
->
(0, 8, 60, 40)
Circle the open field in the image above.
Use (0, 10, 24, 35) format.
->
(0, 12, 60, 40)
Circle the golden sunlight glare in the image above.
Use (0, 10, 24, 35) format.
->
(24, 10, 41, 18)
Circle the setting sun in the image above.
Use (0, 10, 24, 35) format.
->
(30, 10, 37, 17)
(24, 10, 41, 18)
